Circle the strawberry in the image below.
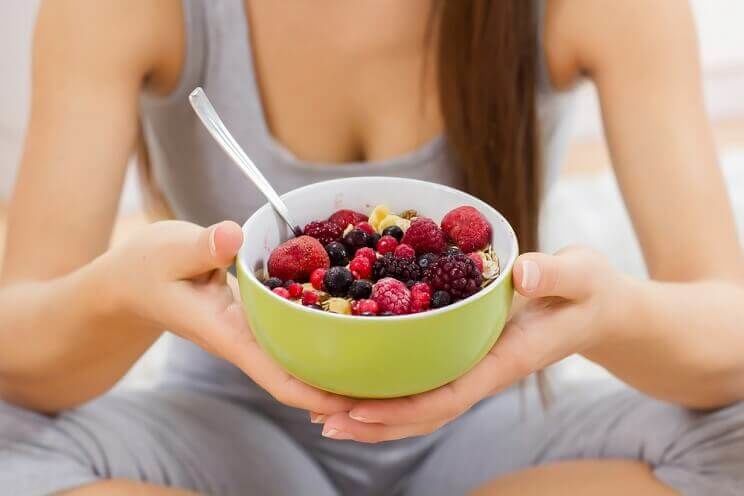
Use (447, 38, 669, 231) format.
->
(267, 235, 330, 282)
(441, 206, 492, 253)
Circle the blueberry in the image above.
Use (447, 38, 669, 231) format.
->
(446, 246, 462, 255)
(416, 253, 439, 270)
(264, 277, 283, 290)
(343, 229, 370, 255)
(367, 232, 381, 248)
(325, 241, 349, 267)
(348, 280, 372, 300)
(282, 279, 295, 288)
(382, 225, 404, 242)
(323, 266, 354, 296)
(430, 290, 452, 308)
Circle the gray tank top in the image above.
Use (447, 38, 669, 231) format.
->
(139, 0, 575, 403)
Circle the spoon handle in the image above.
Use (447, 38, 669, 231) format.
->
(188, 87, 303, 237)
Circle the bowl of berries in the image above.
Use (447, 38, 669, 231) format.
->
(236, 177, 518, 398)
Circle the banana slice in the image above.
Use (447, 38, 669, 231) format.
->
(324, 297, 352, 315)
(368, 205, 391, 232)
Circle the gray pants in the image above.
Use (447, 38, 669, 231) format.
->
(1, 381, 743, 496)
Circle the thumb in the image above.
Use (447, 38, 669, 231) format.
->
(169, 221, 244, 278)
(512, 248, 595, 300)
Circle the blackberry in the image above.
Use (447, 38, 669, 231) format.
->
(325, 241, 349, 267)
(372, 253, 421, 283)
(430, 290, 452, 308)
(416, 253, 439, 270)
(264, 277, 283, 290)
(382, 225, 404, 242)
(323, 266, 354, 296)
(343, 229, 370, 256)
(348, 280, 373, 300)
(367, 232, 381, 248)
(423, 252, 483, 300)
(446, 246, 462, 255)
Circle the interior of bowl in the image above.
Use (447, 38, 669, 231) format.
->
(238, 176, 518, 314)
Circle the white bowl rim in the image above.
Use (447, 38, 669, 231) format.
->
(238, 176, 519, 321)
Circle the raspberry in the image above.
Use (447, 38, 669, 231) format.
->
(401, 217, 446, 255)
(272, 287, 290, 299)
(310, 268, 327, 290)
(268, 235, 330, 282)
(301, 290, 319, 306)
(325, 241, 349, 267)
(349, 256, 373, 280)
(354, 247, 377, 266)
(287, 282, 304, 298)
(441, 206, 492, 252)
(372, 253, 421, 283)
(467, 252, 484, 273)
(264, 277, 283, 290)
(410, 282, 432, 297)
(323, 266, 354, 296)
(342, 229, 370, 256)
(393, 243, 415, 260)
(381, 225, 404, 241)
(352, 299, 379, 316)
(348, 280, 373, 299)
(423, 252, 483, 300)
(410, 292, 430, 313)
(376, 235, 398, 255)
(328, 209, 368, 229)
(371, 278, 411, 315)
(430, 290, 452, 308)
(303, 220, 343, 246)
(354, 221, 375, 235)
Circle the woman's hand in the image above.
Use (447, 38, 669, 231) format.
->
(317, 246, 626, 442)
(100, 220, 354, 416)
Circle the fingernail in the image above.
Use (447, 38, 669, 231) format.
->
(208, 226, 218, 257)
(322, 428, 353, 440)
(310, 413, 327, 424)
(520, 260, 540, 292)
(349, 413, 373, 423)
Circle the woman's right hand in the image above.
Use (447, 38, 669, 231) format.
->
(98, 219, 354, 415)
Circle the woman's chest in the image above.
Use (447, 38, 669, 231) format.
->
(244, 0, 443, 164)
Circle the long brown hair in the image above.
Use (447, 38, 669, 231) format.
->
(432, 1, 540, 252)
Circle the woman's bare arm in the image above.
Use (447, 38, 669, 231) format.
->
(0, 0, 181, 411)
(556, 0, 744, 407)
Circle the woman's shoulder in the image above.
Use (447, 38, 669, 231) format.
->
(543, 0, 696, 88)
(35, 0, 184, 94)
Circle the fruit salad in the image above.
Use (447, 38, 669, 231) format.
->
(259, 205, 500, 316)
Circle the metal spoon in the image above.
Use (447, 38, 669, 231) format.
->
(188, 87, 303, 237)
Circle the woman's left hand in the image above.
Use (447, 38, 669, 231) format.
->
(316, 246, 628, 442)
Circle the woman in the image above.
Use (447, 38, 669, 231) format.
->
(1, 0, 743, 494)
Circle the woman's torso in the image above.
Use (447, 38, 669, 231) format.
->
(139, 0, 575, 427)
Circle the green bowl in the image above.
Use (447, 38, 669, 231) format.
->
(237, 177, 518, 398)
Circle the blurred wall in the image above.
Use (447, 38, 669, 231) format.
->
(1, 0, 743, 201)
(0, 0, 37, 200)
